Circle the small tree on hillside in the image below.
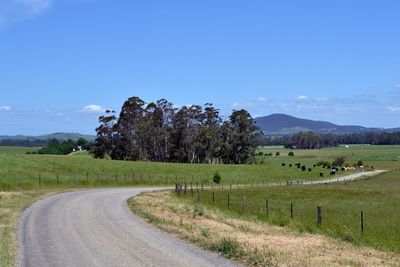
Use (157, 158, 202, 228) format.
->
(332, 156, 346, 167)
(213, 172, 222, 184)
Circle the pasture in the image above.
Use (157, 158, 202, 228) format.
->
(0, 145, 399, 190)
(177, 170, 400, 253)
(1, 144, 400, 265)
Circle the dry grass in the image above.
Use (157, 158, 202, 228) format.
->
(0, 190, 62, 267)
(129, 191, 400, 267)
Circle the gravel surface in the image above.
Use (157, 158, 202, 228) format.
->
(302, 170, 386, 185)
(17, 188, 240, 267)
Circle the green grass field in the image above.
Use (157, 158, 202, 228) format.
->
(0, 145, 399, 190)
(259, 145, 400, 168)
(0, 147, 41, 155)
(1, 144, 400, 264)
(177, 170, 400, 253)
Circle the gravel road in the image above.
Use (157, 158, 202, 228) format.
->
(302, 170, 386, 185)
(17, 188, 240, 267)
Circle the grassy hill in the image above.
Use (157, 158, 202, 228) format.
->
(0, 145, 399, 191)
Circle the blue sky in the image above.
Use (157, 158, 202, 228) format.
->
(1, 0, 399, 135)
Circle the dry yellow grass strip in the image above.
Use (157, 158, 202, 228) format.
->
(129, 191, 400, 267)
(0, 190, 64, 267)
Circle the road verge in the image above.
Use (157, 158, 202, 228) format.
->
(129, 190, 399, 267)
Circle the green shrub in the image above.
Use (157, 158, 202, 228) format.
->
(212, 238, 242, 258)
(213, 172, 222, 184)
(288, 151, 294, 156)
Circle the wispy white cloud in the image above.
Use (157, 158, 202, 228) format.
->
(0, 0, 52, 29)
(387, 106, 400, 112)
(82, 104, 107, 113)
(0, 0, 93, 30)
(231, 90, 400, 126)
(295, 95, 308, 101)
(0, 106, 11, 112)
(257, 97, 267, 102)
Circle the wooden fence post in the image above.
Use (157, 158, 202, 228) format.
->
(228, 194, 230, 208)
(242, 196, 247, 209)
(317, 205, 322, 226)
(290, 202, 293, 219)
(266, 200, 269, 217)
(361, 210, 364, 236)
(212, 191, 215, 205)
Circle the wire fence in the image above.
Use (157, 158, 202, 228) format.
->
(175, 183, 400, 253)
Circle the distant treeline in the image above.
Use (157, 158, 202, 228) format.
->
(26, 139, 92, 155)
(262, 131, 400, 149)
(91, 97, 262, 164)
(0, 139, 49, 147)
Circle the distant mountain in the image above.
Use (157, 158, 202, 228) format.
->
(255, 114, 400, 135)
(0, 132, 96, 142)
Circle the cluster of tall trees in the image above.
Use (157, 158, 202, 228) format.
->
(269, 131, 400, 149)
(91, 97, 261, 164)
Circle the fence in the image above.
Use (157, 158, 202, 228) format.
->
(174, 184, 400, 253)
(1, 172, 213, 191)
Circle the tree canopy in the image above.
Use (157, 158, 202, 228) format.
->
(91, 97, 262, 164)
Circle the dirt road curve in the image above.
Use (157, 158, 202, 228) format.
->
(302, 170, 386, 185)
(17, 188, 240, 267)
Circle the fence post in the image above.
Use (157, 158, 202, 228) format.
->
(184, 183, 187, 194)
(266, 200, 269, 217)
(86, 173, 89, 187)
(228, 194, 230, 208)
(290, 202, 293, 219)
(39, 174, 42, 188)
(242, 196, 247, 209)
(317, 205, 322, 226)
(361, 210, 364, 236)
